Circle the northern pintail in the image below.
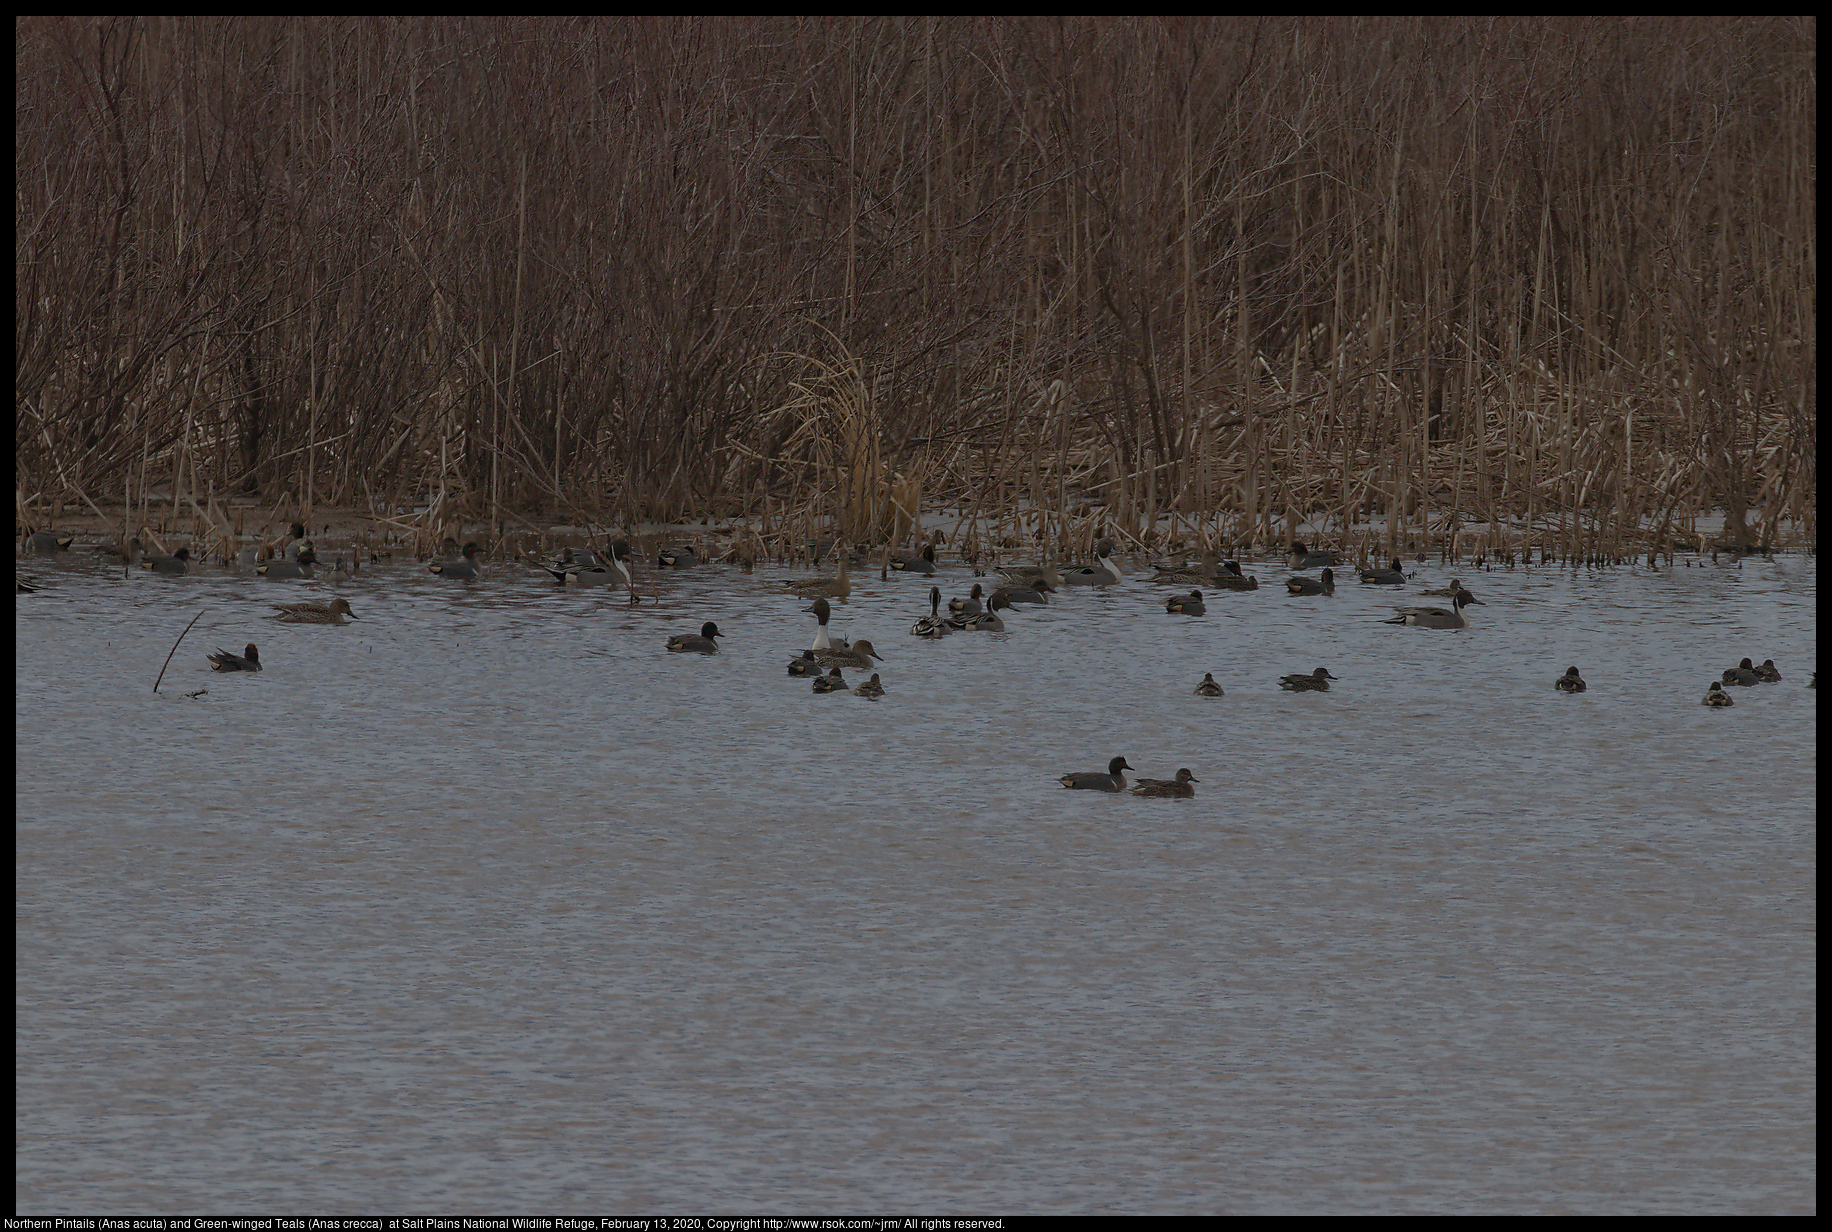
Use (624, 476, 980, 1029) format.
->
(1358, 558, 1407, 585)
(1555, 665, 1587, 693)
(1165, 589, 1206, 616)
(268, 598, 358, 625)
(1754, 658, 1783, 683)
(141, 547, 193, 575)
(782, 551, 851, 600)
(256, 549, 317, 579)
(1194, 672, 1225, 697)
(1721, 658, 1761, 686)
(812, 667, 848, 693)
(17, 576, 41, 593)
(1701, 681, 1735, 707)
(1059, 540, 1123, 586)
(787, 650, 822, 677)
(665, 621, 722, 654)
(429, 542, 484, 580)
(208, 643, 262, 672)
(1131, 768, 1198, 799)
(1381, 590, 1481, 629)
(1060, 756, 1133, 792)
(815, 638, 883, 670)
(951, 591, 1011, 632)
(1285, 567, 1334, 596)
(1279, 667, 1338, 692)
(23, 529, 73, 553)
(948, 583, 985, 618)
(911, 587, 953, 638)
(853, 672, 886, 698)
(1288, 541, 1341, 568)
(804, 597, 852, 652)
(546, 542, 632, 585)
(657, 545, 700, 568)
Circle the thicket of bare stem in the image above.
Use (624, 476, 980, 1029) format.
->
(16, 17, 1815, 559)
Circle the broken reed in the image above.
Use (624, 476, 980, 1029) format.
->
(15, 18, 1814, 559)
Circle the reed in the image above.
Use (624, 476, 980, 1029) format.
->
(15, 18, 1814, 557)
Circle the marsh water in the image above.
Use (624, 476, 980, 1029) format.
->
(15, 541, 1816, 1213)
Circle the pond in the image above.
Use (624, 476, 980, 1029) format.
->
(15, 541, 1816, 1212)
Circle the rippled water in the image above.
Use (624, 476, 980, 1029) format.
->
(15, 544, 1816, 1213)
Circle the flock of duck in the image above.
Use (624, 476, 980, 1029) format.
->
(21, 526, 1811, 792)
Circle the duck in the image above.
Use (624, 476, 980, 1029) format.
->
(1193, 672, 1225, 697)
(1059, 539, 1123, 586)
(815, 638, 883, 670)
(781, 550, 851, 600)
(1381, 590, 1481, 629)
(1131, 768, 1199, 799)
(889, 533, 942, 575)
(1165, 589, 1205, 616)
(948, 583, 985, 618)
(1721, 658, 1761, 686)
(256, 548, 317, 580)
(141, 546, 194, 576)
(99, 537, 144, 566)
(267, 598, 358, 625)
(1358, 558, 1407, 585)
(853, 672, 886, 699)
(1555, 665, 1587, 693)
(812, 667, 848, 693)
(1149, 551, 1221, 586)
(208, 643, 262, 672)
(991, 577, 1052, 605)
(998, 561, 1065, 589)
(428, 542, 484, 580)
(951, 591, 1012, 632)
(277, 522, 310, 559)
(911, 587, 953, 638)
(22, 529, 73, 553)
(1288, 541, 1342, 569)
(1701, 680, 1735, 707)
(657, 544, 700, 568)
(17, 576, 42, 593)
(1209, 560, 1259, 591)
(1754, 658, 1782, 683)
(1286, 567, 1335, 596)
(804, 597, 851, 652)
(1279, 667, 1338, 692)
(665, 621, 722, 654)
(1419, 580, 1477, 601)
(1060, 756, 1133, 792)
(786, 649, 822, 677)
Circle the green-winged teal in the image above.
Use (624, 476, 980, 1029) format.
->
(1210, 560, 1259, 591)
(812, 667, 848, 693)
(1060, 540, 1122, 586)
(257, 549, 317, 579)
(429, 542, 484, 580)
(1702, 681, 1735, 707)
(1359, 558, 1407, 584)
(22, 529, 73, 553)
(1382, 590, 1481, 629)
(1286, 567, 1334, 596)
(992, 577, 1052, 605)
(1131, 768, 1198, 799)
(142, 547, 193, 576)
(1555, 666, 1587, 693)
(1754, 658, 1782, 683)
(665, 621, 722, 654)
(889, 533, 942, 575)
(1194, 672, 1225, 697)
(1288, 541, 1342, 568)
(911, 587, 953, 638)
(948, 583, 984, 618)
(1060, 756, 1133, 792)
(1165, 589, 1205, 615)
(657, 545, 700, 567)
(1280, 667, 1338, 692)
(209, 643, 262, 672)
(853, 672, 886, 698)
(268, 598, 358, 625)
(787, 650, 821, 677)
(1721, 657, 1760, 686)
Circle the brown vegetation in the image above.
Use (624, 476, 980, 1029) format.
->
(15, 17, 1816, 559)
